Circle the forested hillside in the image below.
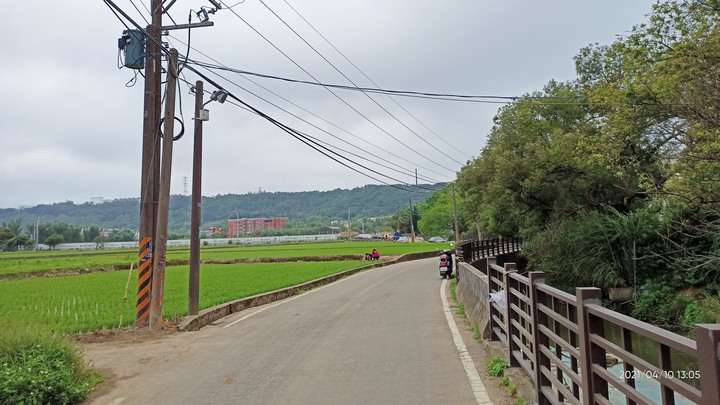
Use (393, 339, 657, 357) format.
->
(0, 183, 443, 232)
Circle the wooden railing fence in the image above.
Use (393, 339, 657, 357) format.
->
(456, 239, 720, 405)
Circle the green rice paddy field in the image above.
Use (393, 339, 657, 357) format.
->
(0, 241, 448, 334)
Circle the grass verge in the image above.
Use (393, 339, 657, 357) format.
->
(0, 321, 102, 404)
(0, 261, 367, 334)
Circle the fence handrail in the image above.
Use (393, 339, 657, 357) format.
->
(456, 243, 720, 405)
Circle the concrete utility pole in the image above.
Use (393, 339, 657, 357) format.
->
(189, 80, 204, 316)
(452, 185, 460, 244)
(149, 49, 179, 331)
(408, 196, 415, 243)
(137, 0, 163, 327)
(396, 202, 400, 232)
(136, 0, 215, 327)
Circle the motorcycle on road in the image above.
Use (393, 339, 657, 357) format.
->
(439, 249, 453, 279)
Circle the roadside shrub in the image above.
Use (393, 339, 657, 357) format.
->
(0, 321, 101, 404)
(632, 282, 695, 331)
(524, 206, 668, 291)
(682, 297, 718, 338)
(487, 356, 507, 377)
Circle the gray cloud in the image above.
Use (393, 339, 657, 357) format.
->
(0, 0, 655, 208)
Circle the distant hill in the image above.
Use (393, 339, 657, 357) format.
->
(0, 184, 444, 232)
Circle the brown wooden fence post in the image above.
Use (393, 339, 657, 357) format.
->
(696, 324, 720, 405)
(504, 263, 518, 366)
(529, 271, 550, 404)
(576, 287, 606, 404)
(487, 257, 498, 341)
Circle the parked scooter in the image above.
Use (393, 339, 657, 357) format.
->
(439, 249, 453, 279)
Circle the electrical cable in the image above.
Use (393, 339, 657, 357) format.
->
(220, 0, 245, 9)
(169, 35, 449, 180)
(179, 51, 444, 183)
(182, 64, 441, 192)
(186, 60, 582, 103)
(128, 0, 150, 25)
(177, 74, 437, 188)
(257, 0, 463, 166)
(179, 73, 443, 188)
(216, 4, 457, 175)
(280, 0, 472, 160)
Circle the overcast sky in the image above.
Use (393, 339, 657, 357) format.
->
(0, 0, 657, 209)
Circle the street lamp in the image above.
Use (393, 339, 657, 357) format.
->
(189, 81, 226, 315)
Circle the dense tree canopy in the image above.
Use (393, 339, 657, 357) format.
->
(454, 0, 720, 313)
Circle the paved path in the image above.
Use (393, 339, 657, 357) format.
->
(85, 258, 491, 405)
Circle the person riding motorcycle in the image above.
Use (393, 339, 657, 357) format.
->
(439, 249, 453, 278)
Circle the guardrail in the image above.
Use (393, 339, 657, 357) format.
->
(457, 237, 522, 263)
(456, 241, 720, 405)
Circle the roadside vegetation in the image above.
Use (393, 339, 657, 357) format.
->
(0, 261, 367, 334)
(0, 241, 447, 278)
(0, 320, 102, 405)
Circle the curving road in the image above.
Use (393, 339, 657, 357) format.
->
(85, 258, 491, 405)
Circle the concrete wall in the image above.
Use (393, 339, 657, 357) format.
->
(455, 252, 521, 340)
(456, 260, 491, 339)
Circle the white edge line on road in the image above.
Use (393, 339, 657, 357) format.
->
(223, 271, 360, 329)
(441, 279, 493, 405)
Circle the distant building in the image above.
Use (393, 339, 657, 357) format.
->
(319, 226, 342, 235)
(228, 217, 289, 236)
(91, 197, 105, 205)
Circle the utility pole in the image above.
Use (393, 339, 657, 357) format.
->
(189, 80, 204, 316)
(136, 0, 162, 327)
(135, 0, 215, 327)
(396, 202, 400, 232)
(452, 184, 461, 245)
(408, 196, 415, 243)
(149, 48, 179, 331)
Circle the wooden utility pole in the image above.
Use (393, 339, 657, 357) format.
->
(136, 0, 163, 326)
(189, 80, 204, 315)
(149, 49, 179, 331)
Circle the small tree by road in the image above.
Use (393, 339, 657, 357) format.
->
(44, 234, 65, 249)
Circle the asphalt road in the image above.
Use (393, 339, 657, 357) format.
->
(85, 258, 491, 405)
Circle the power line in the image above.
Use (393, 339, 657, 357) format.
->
(169, 35, 450, 180)
(170, 36, 446, 182)
(186, 63, 442, 184)
(216, 4, 457, 175)
(101, 2, 451, 188)
(182, 64, 440, 192)
(256, 0, 463, 166)
(280, 0, 472, 160)
(184, 60, 584, 103)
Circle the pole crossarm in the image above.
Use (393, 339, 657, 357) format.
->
(161, 21, 214, 31)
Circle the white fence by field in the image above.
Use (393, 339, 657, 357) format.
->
(38, 234, 342, 251)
